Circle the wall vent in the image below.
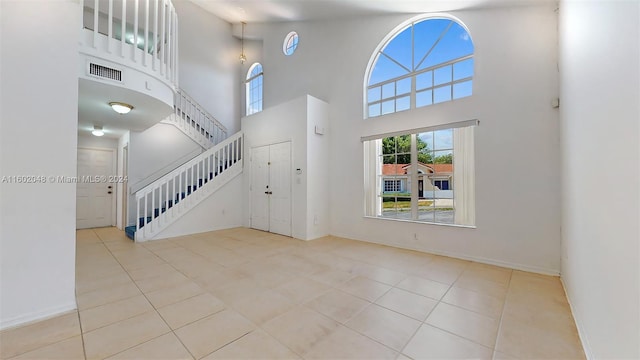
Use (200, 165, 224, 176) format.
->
(89, 63, 122, 82)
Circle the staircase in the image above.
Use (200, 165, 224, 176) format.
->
(163, 89, 228, 150)
(125, 131, 243, 241)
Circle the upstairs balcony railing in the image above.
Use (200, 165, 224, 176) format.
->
(80, 0, 178, 88)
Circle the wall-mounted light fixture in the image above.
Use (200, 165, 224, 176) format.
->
(239, 22, 247, 64)
(92, 125, 104, 137)
(109, 102, 133, 114)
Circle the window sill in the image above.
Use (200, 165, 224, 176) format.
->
(363, 215, 476, 229)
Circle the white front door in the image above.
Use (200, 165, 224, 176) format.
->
(250, 142, 292, 236)
(77, 148, 114, 229)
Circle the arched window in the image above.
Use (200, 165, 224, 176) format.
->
(366, 17, 474, 118)
(246, 63, 263, 116)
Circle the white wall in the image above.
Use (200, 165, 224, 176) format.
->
(174, 0, 241, 134)
(117, 132, 130, 230)
(241, 95, 330, 241)
(306, 96, 330, 240)
(127, 123, 202, 225)
(0, 0, 79, 329)
(242, 96, 308, 239)
(77, 134, 118, 149)
(258, 5, 562, 273)
(559, 1, 640, 358)
(153, 174, 243, 238)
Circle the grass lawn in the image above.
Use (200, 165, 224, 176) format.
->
(382, 200, 433, 209)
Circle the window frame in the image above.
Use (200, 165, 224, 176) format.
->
(245, 63, 263, 116)
(363, 15, 474, 119)
(363, 120, 478, 228)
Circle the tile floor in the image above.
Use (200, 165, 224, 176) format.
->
(0, 227, 585, 359)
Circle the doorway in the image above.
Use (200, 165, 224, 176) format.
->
(76, 148, 115, 229)
(250, 142, 292, 236)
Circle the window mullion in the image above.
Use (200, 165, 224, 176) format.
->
(410, 134, 419, 220)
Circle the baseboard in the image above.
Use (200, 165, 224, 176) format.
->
(560, 277, 594, 360)
(329, 230, 560, 276)
(0, 302, 77, 331)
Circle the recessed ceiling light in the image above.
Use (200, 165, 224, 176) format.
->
(109, 102, 133, 114)
(92, 125, 104, 137)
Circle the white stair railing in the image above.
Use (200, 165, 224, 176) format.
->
(80, 0, 179, 87)
(134, 131, 243, 241)
(163, 89, 228, 149)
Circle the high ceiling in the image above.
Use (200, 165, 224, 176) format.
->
(188, 0, 553, 23)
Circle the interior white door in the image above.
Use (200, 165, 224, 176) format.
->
(77, 148, 114, 229)
(268, 142, 292, 236)
(250, 142, 292, 236)
(250, 145, 270, 232)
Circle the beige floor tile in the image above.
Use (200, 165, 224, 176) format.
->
(262, 306, 340, 355)
(204, 329, 299, 359)
(79, 295, 154, 332)
(249, 268, 297, 288)
(402, 324, 493, 359)
(492, 350, 519, 359)
(338, 276, 391, 302)
(211, 277, 268, 304)
(106, 333, 193, 359)
(76, 271, 133, 295)
(157, 293, 226, 330)
(230, 289, 295, 325)
(495, 314, 585, 359)
(441, 286, 505, 319)
(375, 288, 438, 321)
(354, 264, 407, 286)
(127, 263, 178, 281)
(194, 268, 248, 291)
(134, 271, 190, 294)
(453, 275, 509, 299)
(8, 335, 84, 360)
(273, 277, 331, 304)
(396, 276, 450, 300)
(174, 309, 255, 359)
(144, 281, 205, 309)
(307, 268, 356, 287)
(83, 311, 171, 359)
(502, 293, 575, 332)
(304, 325, 397, 359)
(346, 304, 421, 351)
(76, 229, 102, 243)
(305, 289, 370, 324)
(464, 263, 513, 285)
(426, 302, 499, 348)
(0, 313, 81, 359)
(76, 282, 142, 310)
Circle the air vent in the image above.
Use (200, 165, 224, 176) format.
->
(89, 63, 122, 82)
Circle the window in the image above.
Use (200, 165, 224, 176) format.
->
(246, 63, 263, 115)
(283, 31, 299, 56)
(366, 17, 474, 118)
(384, 179, 402, 193)
(363, 121, 476, 226)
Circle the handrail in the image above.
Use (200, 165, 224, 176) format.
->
(170, 89, 228, 148)
(134, 131, 243, 241)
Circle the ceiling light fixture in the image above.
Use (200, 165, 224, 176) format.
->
(92, 125, 105, 137)
(239, 22, 247, 64)
(109, 102, 133, 114)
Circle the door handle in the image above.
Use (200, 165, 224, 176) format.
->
(265, 191, 272, 195)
